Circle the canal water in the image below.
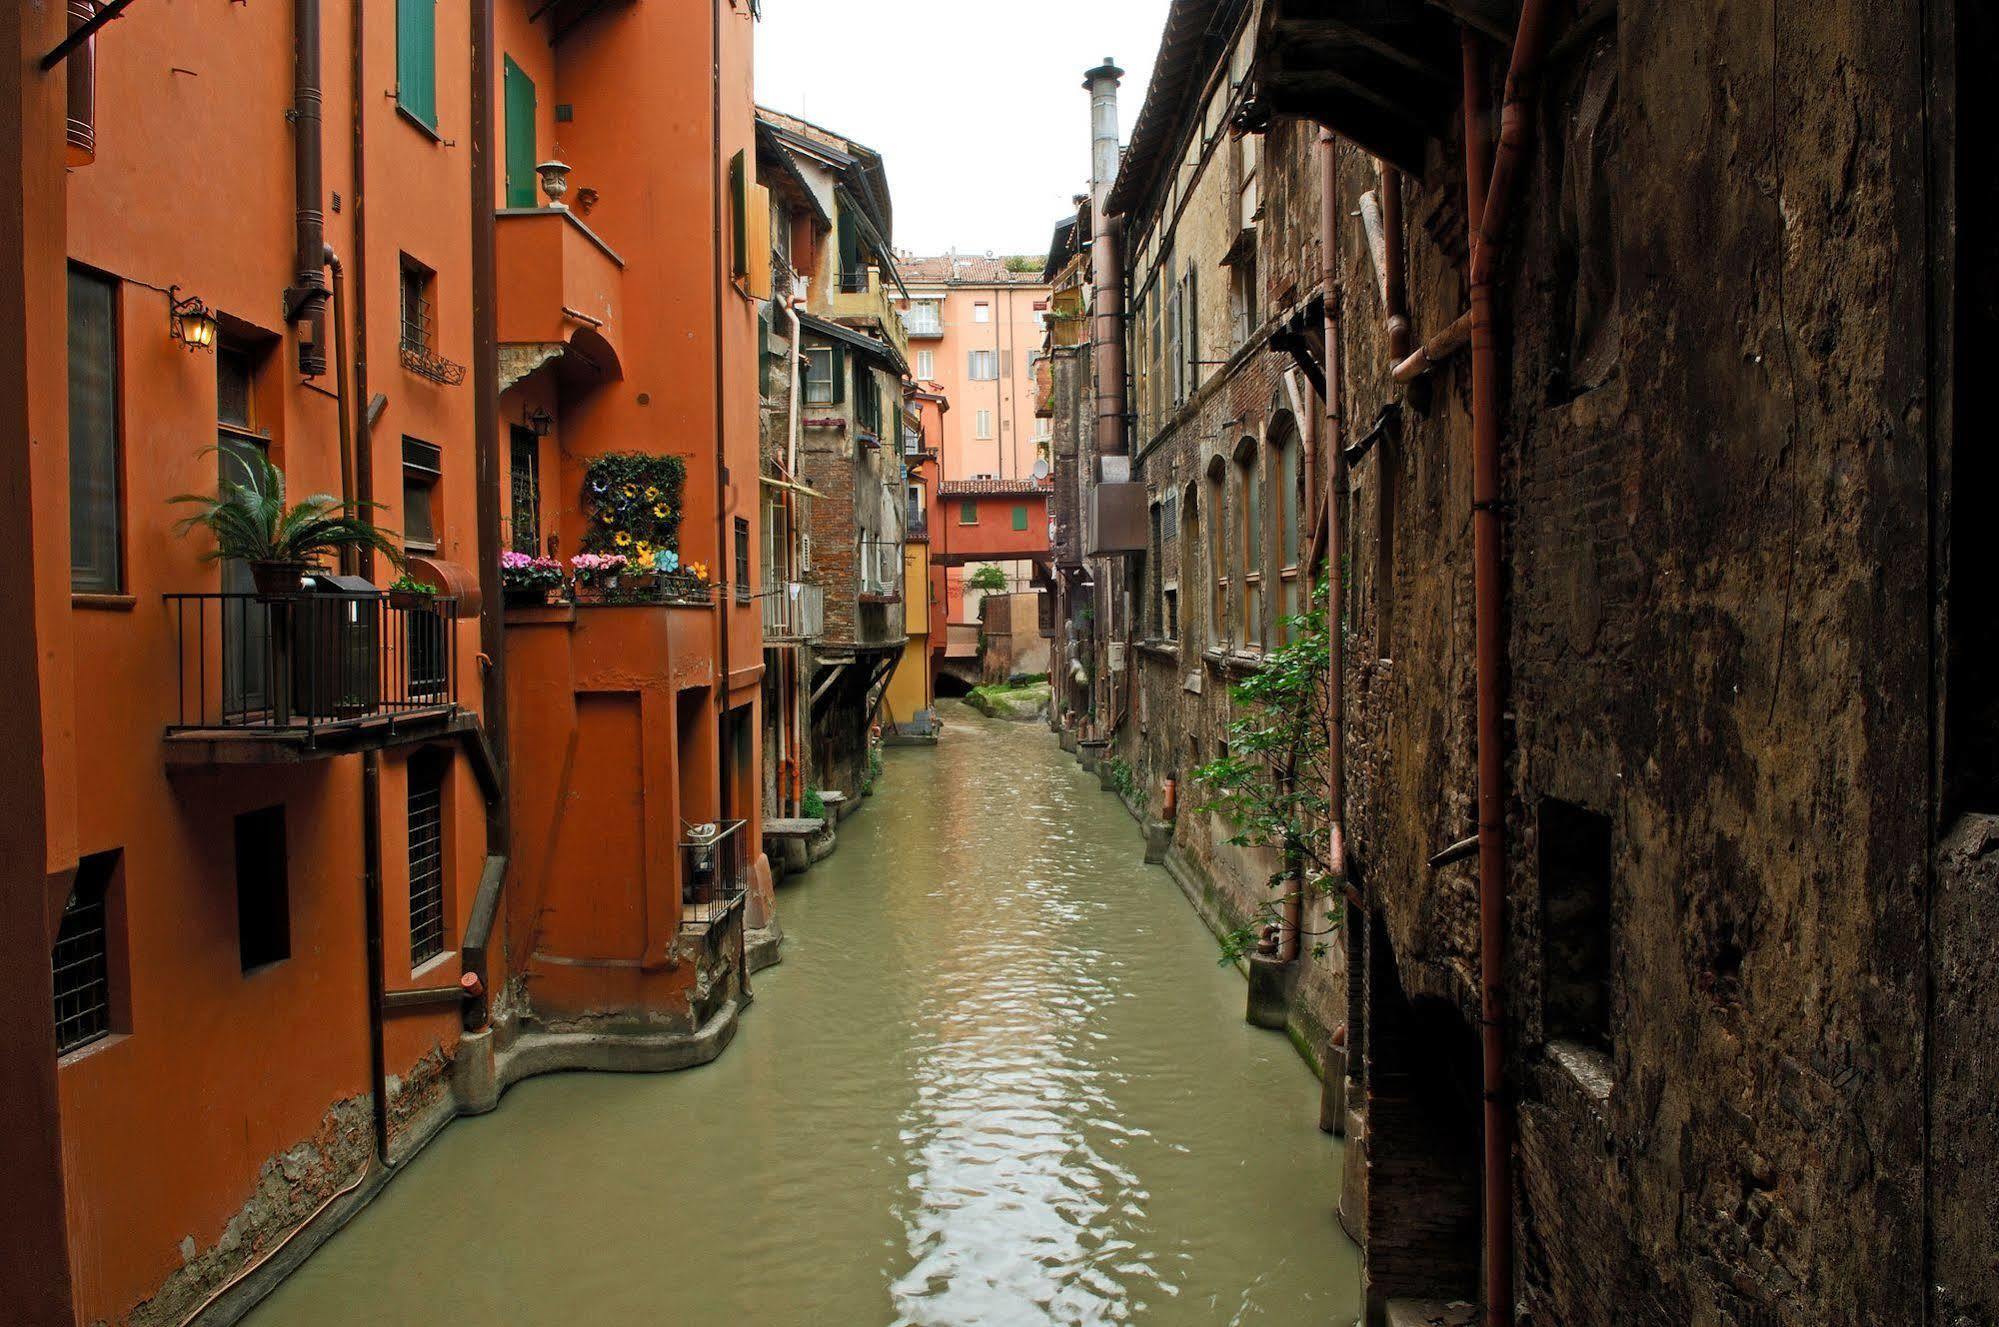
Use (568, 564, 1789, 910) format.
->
(248, 702, 1360, 1326)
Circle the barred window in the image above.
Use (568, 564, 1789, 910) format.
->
(53, 851, 119, 1054)
(408, 759, 447, 966)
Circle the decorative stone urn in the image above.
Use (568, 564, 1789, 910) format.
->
(536, 160, 572, 209)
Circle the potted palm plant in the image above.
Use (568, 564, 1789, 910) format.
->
(171, 442, 402, 597)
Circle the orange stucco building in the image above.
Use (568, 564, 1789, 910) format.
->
(3, 0, 767, 1321)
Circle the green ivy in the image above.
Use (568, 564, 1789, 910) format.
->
(802, 788, 827, 820)
(581, 453, 686, 562)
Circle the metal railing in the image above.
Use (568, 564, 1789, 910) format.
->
(902, 305, 943, 336)
(837, 268, 872, 294)
(680, 819, 749, 931)
(165, 590, 459, 738)
(760, 581, 825, 642)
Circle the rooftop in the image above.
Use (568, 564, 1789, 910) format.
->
(896, 252, 1051, 287)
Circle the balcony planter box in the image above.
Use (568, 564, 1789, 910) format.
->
(388, 588, 435, 613)
(250, 559, 313, 599)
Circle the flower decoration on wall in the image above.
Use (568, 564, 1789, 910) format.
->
(581, 452, 687, 564)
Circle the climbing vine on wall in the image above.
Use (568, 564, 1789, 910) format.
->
(581, 453, 686, 563)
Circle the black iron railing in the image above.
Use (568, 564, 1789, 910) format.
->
(680, 818, 750, 930)
(165, 590, 459, 738)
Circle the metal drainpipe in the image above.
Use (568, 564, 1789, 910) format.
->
(1464, 4, 1558, 1323)
(469, 0, 505, 851)
(1314, 129, 1348, 965)
(1380, 164, 1411, 366)
(707, 0, 731, 715)
(327, 248, 356, 577)
(289, 0, 328, 376)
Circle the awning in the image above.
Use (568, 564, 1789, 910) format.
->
(799, 312, 910, 377)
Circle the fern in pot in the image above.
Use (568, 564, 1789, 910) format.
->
(170, 442, 402, 597)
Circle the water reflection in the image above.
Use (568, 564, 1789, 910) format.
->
(247, 702, 1359, 1327)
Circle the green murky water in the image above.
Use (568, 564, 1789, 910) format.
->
(248, 702, 1359, 1326)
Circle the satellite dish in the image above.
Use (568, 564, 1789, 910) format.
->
(1031, 458, 1051, 480)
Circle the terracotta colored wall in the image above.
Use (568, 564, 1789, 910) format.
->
(905, 282, 1048, 484)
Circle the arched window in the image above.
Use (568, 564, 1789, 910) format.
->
(1179, 480, 1201, 651)
(1235, 436, 1263, 649)
(1207, 453, 1229, 648)
(1272, 417, 1302, 645)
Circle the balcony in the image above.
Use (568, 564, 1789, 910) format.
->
(858, 538, 902, 603)
(164, 589, 463, 764)
(761, 581, 826, 643)
(827, 267, 909, 367)
(496, 207, 626, 378)
(902, 302, 944, 339)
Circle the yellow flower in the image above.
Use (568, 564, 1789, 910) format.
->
(614, 531, 632, 547)
(598, 509, 614, 524)
(653, 503, 670, 519)
(621, 483, 638, 499)
(644, 486, 661, 501)
(636, 542, 653, 561)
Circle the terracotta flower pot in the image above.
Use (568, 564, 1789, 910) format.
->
(388, 589, 434, 612)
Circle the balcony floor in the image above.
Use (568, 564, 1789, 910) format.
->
(164, 705, 466, 768)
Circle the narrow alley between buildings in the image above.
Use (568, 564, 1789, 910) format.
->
(244, 702, 1358, 1327)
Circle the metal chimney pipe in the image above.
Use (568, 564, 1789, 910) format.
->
(1084, 59, 1126, 468)
(288, 0, 329, 376)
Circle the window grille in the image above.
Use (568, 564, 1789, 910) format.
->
(53, 852, 116, 1054)
(510, 427, 541, 554)
(408, 764, 446, 965)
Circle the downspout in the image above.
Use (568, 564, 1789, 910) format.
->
(1379, 163, 1411, 366)
(1316, 129, 1348, 961)
(780, 296, 803, 814)
(466, 0, 508, 1027)
(327, 249, 355, 576)
(709, 0, 745, 994)
(288, 0, 328, 376)
(1465, 6, 1557, 1325)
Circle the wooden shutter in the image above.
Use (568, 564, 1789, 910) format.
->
(830, 344, 846, 404)
(503, 57, 536, 207)
(397, 0, 437, 130)
(729, 150, 748, 278)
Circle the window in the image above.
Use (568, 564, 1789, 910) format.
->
(1162, 490, 1179, 541)
(856, 369, 882, 435)
(400, 256, 436, 354)
(1230, 255, 1259, 349)
(968, 350, 998, 381)
(1149, 501, 1164, 635)
(734, 516, 752, 603)
(917, 349, 935, 378)
(53, 850, 119, 1054)
(1011, 505, 1028, 532)
(1233, 128, 1260, 231)
(1276, 429, 1302, 643)
(973, 301, 991, 323)
(396, 0, 438, 130)
(1242, 447, 1263, 647)
(905, 301, 943, 336)
(1180, 267, 1199, 396)
(959, 500, 978, 525)
(976, 409, 994, 440)
(804, 345, 837, 405)
(510, 425, 541, 554)
(906, 484, 925, 531)
(403, 438, 441, 551)
(1540, 799, 1614, 1050)
(235, 806, 290, 972)
(217, 351, 273, 715)
(408, 758, 447, 966)
(68, 267, 120, 593)
(1209, 465, 1229, 646)
(503, 56, 536, 207)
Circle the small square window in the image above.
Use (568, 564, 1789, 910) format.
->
(804, 346, 836, 405)
(1011, 505, 1028, 532)
(973, 302, 991, 324)
(235, 806, 291, 972)
(400, 257, 436, 353)
(959, 501, 978, 526)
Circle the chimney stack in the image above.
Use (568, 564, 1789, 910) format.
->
(1084, 58, 1124, 209)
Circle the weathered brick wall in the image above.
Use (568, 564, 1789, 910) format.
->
(1333, 4, 1944, 1322)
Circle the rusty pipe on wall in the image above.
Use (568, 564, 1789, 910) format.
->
(325, 247, 355, 576)
(288, 0, 328, 375)
(1392, 310, 1473, 384)
(1464, 3, 1558, 1325)
(1319, 129, 1348, 948)
(1379, 163, 1412, 366)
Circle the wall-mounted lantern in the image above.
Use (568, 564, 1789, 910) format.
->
(168, 286, 217, 351)
(525, 405, 553, 438)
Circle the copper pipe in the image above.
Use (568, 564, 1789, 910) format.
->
(1392, 310, 1472, 383)
(1320, 128, 1348, 904)
(1463, 29, 1491, 238)
(1465, 4, 1559, 1325)
(326, 248, 355, 576)
(1379, 163, 1412, 366)
(289, 0, 328, 375)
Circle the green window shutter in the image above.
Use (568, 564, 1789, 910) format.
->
(729, 150, 749, 278)
(1012, 505, 1028, 532)
(503, 57, 536, 206)
(830, 345, 846, 404)
(397, 0, 437, 130)
(960, 501, 977, 525)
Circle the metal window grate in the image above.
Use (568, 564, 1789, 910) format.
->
(53, 871, 111, 1054)
(408, 768, 446, 965)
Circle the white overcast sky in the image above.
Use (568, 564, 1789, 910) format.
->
(755, 0, 1174, 258)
